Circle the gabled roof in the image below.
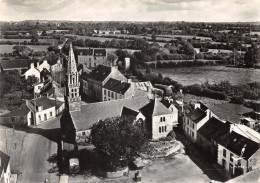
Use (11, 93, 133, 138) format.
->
(87, 65, 111, 82)
(186, 108, 207, 123)
(198, 117, 231, 141)
(161, 100, 174, 108)
(0, 59, 38, 70)
(140, 99, 172, 117)
(1, 104, 30, 117)
(70, 96, 150, 131)
(216, 131, 259, 160)
(0, 150, 10, 173)
(29, 97, 63, 112)
(104, 78, 131, 94)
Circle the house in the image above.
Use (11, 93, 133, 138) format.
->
(50, 59, 63, 73)
(183, 102, 216, 142)
(77, 48, 107, 69)
(0, 59, 38, 73)
(197, 117, 231, 160)
(0, 104, 31, 127)
(38, 60, 50, 72)
(23, 63, 40, 80)
(82, 65, 127, 101)
(121, 106, 146, 124)
(135, 81, 153, 92)
(26, 97, 64, 125)
(102, 78, 135, 101)
(216, 131, 260, 176)
(140, 98, 177, 139)
(0, 150, 11, 183)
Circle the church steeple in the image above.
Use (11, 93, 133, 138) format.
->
(66, 42, 81, 107)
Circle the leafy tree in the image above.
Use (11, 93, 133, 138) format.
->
(244, 44, 260, 67)
(20, 75, 39, 91)
(107, 52, 117, 65)
(91, 116, 147, 171)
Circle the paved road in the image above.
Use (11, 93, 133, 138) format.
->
(18, 117, 61, 183)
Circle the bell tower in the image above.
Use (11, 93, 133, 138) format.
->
(66, 42, 81, 111)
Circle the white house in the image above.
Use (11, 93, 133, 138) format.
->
(26, 97, 64, 125)
(183, 102, 217, 142)
(23, 63, 40, 80)
(216, 130, 260, 176)
(38, 60, 50, 72)
(0, 150, 11, 183)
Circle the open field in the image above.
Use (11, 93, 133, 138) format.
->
(0, 38, 57, 44)
(0, 44, 49, 53)
(154, 66, 260, 86)
(159, 34, 212, 40)
(75, 46, 140, 54)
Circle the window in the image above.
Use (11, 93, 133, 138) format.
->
(165, 126, 167, 132)
(163, 117, 165, 122)
(223, 149, 226, 157)
(162, 126, 164, 133)
(160, 117, 162, 122)
(230, 154, 233, 162)
(192, 123, 195, 129)
(159, 127, 161, 133)
(229, 163, 233, 174)
(192, 132, 194, 137)
(111, 92, 114, 98)
(50, 112, 52, 117)
(104, 89, 106, 95)
(89, 58, 91, 61)
(44, 114, 47, 120)
(108, 91, 110, 97)
(39, 115, 41, 121)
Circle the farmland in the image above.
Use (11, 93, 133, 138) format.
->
(153, 66, 260, 86)
(0, 45, 49, 53)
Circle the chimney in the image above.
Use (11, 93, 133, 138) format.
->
(37, 62, 39, 69)
(127, 79, 132, 83)
(125, 57, 130, 70)
(230, 124, 234, 133)
(147, 86, 152, 94)
(30, 63, 34, 68)
(194, 103, 201, 109)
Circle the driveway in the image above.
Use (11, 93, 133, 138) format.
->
(18, 117, 61, 183)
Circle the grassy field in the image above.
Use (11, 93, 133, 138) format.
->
(154, 66, 260, 86)
(0, 44, 49, 53)
(0, 39, 57, 44)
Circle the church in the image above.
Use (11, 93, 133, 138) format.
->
(60, 43, 179, 143)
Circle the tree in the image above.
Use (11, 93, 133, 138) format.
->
(107, 52, 117, 65)
(91, 116, 147, 171)
(244, 44, 260, 67)
(20, 75, 39, 91)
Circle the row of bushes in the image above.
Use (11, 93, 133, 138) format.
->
(147, 60, 226, 68)
(183, 84, 227, 100)
(0, 41, 51, 45)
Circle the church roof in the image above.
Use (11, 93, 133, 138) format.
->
(67, 43, 78, 75)
(70, 96, 150, 131)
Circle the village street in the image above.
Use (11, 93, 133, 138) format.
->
(17, 117, 61, 183)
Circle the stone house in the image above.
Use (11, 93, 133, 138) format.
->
(23, 63, 41, 80)
(82, 65, 127, 101)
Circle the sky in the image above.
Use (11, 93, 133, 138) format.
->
(0, 0, 259, 22)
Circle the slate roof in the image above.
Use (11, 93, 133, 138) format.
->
(29, 97, 63, 112)
(0, 59, 38, 70)
(207, 103, 253, 124)
(94, 49, 106, 56)
(216, 131, 259, 160)
(121, 106, 139, 117)
(1, 104, 30, 117)
(140, 99, 172, 117)
(197, 117, 231, 141)
(0, 150, 10, 174)
(70, 96, 150, 131)
(87, 65, 111, 82)
(186, 108, 207, 123)
(77, 48, 93, 56)
(104, 78, 131, 94)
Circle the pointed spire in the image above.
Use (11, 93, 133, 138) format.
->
(67, 42, 77, 75)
